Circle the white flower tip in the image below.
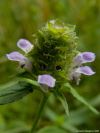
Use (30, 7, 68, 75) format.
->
(22, 57, 33, 71)
(6, 54, 9, 58)
(6, 54, 13, 61)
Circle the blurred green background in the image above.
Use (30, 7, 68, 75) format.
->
(0, 0, 100, 133)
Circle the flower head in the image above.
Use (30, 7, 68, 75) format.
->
(6, 39, 33, 71)
(31, 19, 77, 76)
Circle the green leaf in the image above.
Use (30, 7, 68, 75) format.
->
(0, 81, 33, 105)
(62, 83, 99, 115)
(20, 78, 41, 88)
(52, 90, 69, 117)
(37, 126, 67, 133)
(10, 71, 37, 80)
(0, 81, 18, 89)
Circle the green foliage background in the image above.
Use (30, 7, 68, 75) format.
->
(0, 0, 100, 132)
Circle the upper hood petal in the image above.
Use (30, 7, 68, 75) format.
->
(38, 74, 56, 88)
(72, 52, 95, 67)
(6, 52, 24, 61)
(17, 39, 33, 54)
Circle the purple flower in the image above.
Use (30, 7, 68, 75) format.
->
(72, 52, 95, 67)
(17, 39, 33, 54)
(6, 39, 33, 71)
(38, 74, 56, 92)
(67, 52, 96, 84)
(67, 66, 95, 85)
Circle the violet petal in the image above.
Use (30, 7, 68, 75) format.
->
(67, 66, 95, 81)
(6, 52, 32, 71)
(6, 52, 24, 61)
(73, 52, 95, 67)
(38, 74, 56, 88)
(82, 52, 95, 63)
(17, 39, 33, 53)
(75, 66, 95, 75)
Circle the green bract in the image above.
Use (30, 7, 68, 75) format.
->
(26, 19, 77, 81)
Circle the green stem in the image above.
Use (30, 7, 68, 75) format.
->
(30, 93, 48, 133)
